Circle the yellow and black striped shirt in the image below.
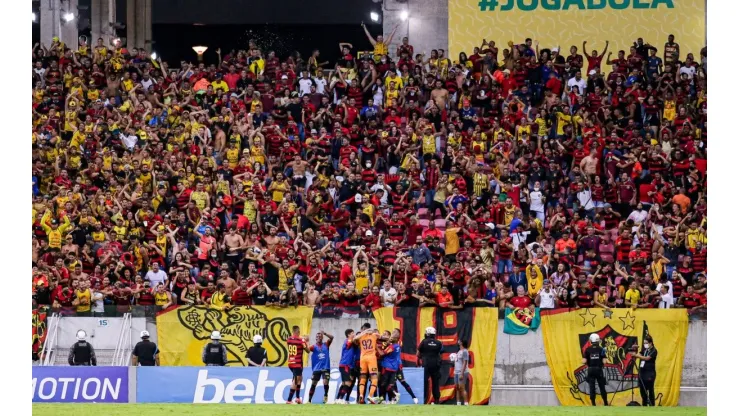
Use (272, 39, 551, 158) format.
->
(473, 173, 488, 196)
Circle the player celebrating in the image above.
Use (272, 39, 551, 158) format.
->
(286, 326, 308, 404)
(354, 323, 386, 404)
(376, 331, 391, 402)
(379, 330, 401, 404)
(308, 330, 334, 403)
(391, 328, 418, 404)
(336, 329, 357, 404)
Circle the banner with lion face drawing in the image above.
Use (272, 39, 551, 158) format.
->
(541, 308, 688, 406)
(157, 306, 314, 366)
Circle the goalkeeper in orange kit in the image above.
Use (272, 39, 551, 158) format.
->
(353, 323, 388, 404)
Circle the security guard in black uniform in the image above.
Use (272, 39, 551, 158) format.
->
(417, 326, 443, 404)
(634, 335, 658, 406)
(582, 333, 609, 406)
(68, 330, 97, 366)
(247, 335, 268, 366)
(202, 330, 228, 366)
(132, 330, 159, 366)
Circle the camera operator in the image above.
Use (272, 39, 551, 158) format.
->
(582, 333, 609, 406)
(632, 335, 658, 406)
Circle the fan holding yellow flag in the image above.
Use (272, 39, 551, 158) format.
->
(541, 308, 688, 406)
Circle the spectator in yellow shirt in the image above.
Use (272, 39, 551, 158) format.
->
(625, 281, 642, 309)
(211, 73, 229, 93)
(209, 283, 231, 310)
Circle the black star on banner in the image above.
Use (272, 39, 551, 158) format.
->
(602, 309, 613, 319)
(620, 310, 636, 331)
(579, 308, 597, 327)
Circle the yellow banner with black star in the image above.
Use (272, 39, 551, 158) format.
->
(156, 305, 314, 366)
(374, 307, 498, 405)
(541, 308, 688, 406)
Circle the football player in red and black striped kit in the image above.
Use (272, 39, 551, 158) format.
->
(286, 325, 308, 404)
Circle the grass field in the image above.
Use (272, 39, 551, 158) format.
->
(32, 404, 707, 416)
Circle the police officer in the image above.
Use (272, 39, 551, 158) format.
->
(417, 327, 443, 404)
(582, 333, 609, 406)
(132, 330, 159, 366)
(202, 331, 227, 366)
(68, 330, 97, 366)
(246, 335, 268, 366)
(634, 335, 658, 406)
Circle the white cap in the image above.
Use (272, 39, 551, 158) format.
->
(425, 327, 436, 336)
(354, 193, 362, 203)
(140, 330, 150, 338)
(589, 333, 600, 343)
(365, 229, 373, 237)
(588, 69, 597, 76)
(449, 352, 457, 362)
(211, 330, 221, 340)
(253, 335, 263, 344)
(76, 330, 87, 341)
(552, 47, 559, 52)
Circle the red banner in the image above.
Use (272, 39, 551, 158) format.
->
(32, 306, 50, 360)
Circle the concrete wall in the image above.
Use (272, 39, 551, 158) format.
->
(309, 317, 375, 366)
(54, 316, 148, 350)
(50, 315, 706, 405)
(490, 385, 706, 407)
(126, 0, 152, 51)
(40, 0, 79, 47)
(308, 317, 708, 389)
(52, 316, 707, 387)
(682, 320, 708, 387)
(90, 0, 117, 45)
(382, 0, 448, 60)
(50, 315, 706, 404)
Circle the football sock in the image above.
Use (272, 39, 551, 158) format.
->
(369, 381, 377, 397)
(400, 380, 415, 398)
(336, 385, 346, 399)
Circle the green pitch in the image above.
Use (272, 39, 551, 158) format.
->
(32, 404, 707, 416)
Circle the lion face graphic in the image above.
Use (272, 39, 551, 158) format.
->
(177, 306, 291, 366)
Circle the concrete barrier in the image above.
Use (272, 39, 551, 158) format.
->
(51, 315, 706, 405)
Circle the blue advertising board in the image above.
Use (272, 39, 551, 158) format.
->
(32, 366, 129, 403)
(137, 367, 424, 404)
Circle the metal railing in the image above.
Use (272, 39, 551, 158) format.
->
(111, 313, 132, 366)
(39, 313, 61, 366)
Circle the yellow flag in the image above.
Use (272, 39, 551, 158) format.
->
(448, 0, 706, 75)
(374, 307, 498, 405)
(157, 305, 313, 366)
(541, 308, 688, 406)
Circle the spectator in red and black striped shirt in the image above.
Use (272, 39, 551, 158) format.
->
(615, 229, 632, 265)
(231, 279, 253, 306)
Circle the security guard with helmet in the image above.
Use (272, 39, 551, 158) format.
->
(68, 330, 97, 366)
(202, 331, 227, 366)
(132, 331, 159, 366)
(246, 335, 268, 366)
(583, 333, 609, 406)
(417, 327, 443, 404)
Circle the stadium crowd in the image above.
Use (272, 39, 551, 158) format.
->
(31, 29, 707, 319)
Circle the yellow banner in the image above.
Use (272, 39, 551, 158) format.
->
(374, 307, 498, 405)
(157, 305, 314, 366)
(541, 308, 688, 406)
(449, 0, 705, 69)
